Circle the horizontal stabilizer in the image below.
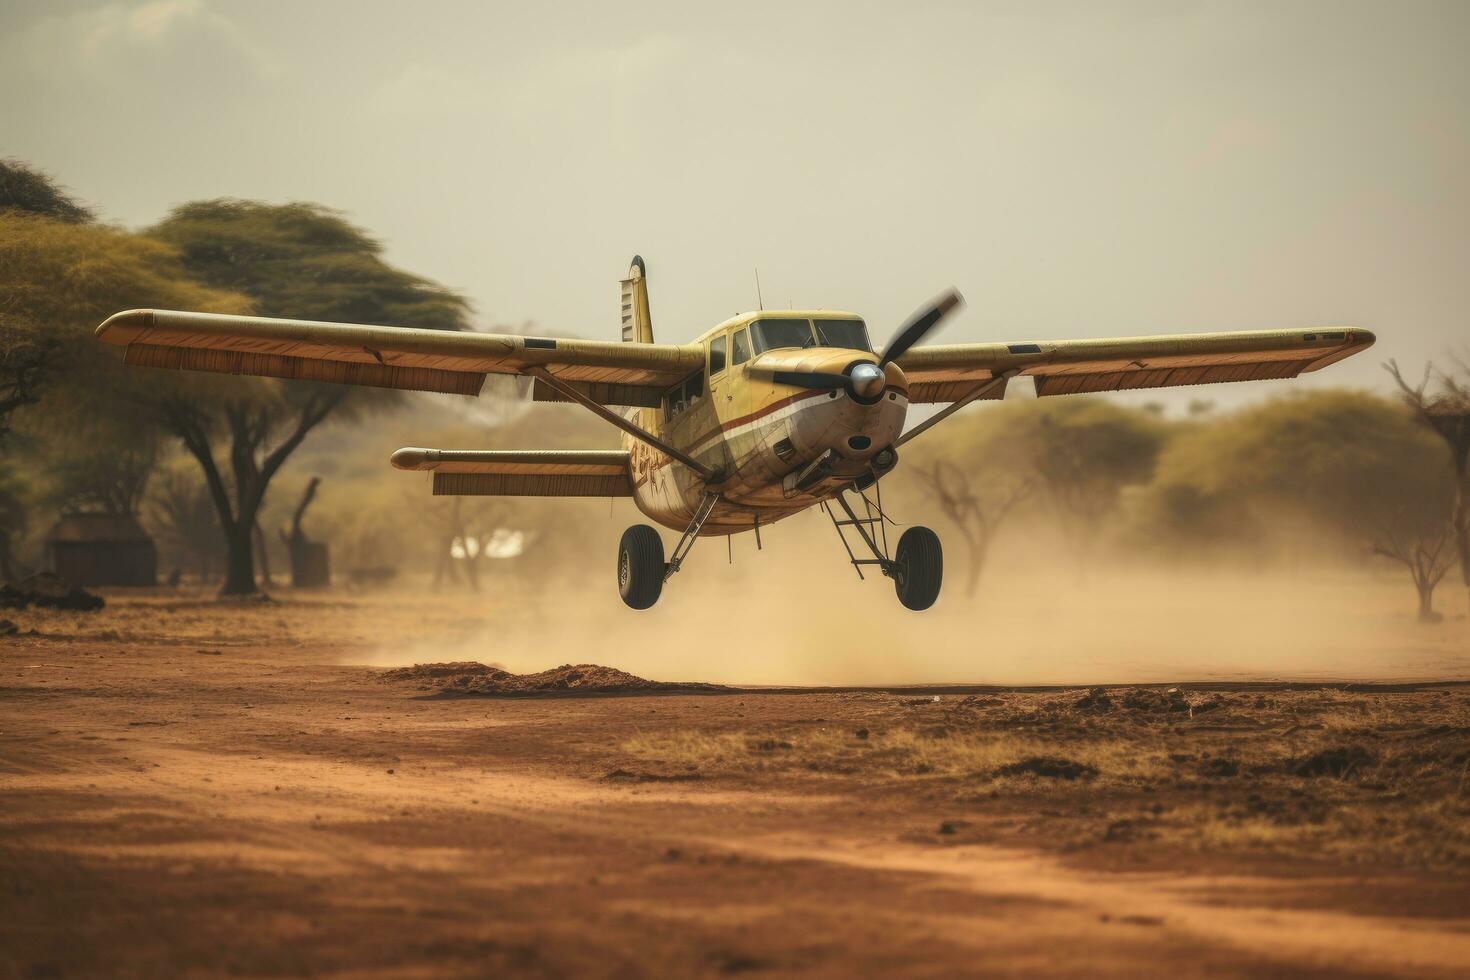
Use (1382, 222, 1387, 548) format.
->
(391, 448, 632, 497)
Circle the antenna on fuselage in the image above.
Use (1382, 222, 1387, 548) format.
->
(754, 268, 764, 311)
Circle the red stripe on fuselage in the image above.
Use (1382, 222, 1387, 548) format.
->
(685, 388, 831, 456)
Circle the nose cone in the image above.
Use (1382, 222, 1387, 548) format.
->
(849, 362, 886, 399)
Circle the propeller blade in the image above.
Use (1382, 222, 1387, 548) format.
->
(768, 370, 849, 389)
(879, 289, 964, 366)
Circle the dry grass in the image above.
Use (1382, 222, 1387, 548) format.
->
(622, 724, 1170, 784)
(621, 686, 1470, 869)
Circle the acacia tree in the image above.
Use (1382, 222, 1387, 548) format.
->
(914, 461, 1030, 597)
(0, 158, 92, 224)
(1, 185, 470, 595)
(0, 209, 241, 582)
(1387, 361, 1470, 616)
(0, 160, 96, 577)
(0, 320, 55, 445)
(142, 200, 470, 594)
(1025, 401, 1166, 569)
(1138, 389, 1454, 617)
(0, 160, 84, 442)
(1371, 516, 1454, 622)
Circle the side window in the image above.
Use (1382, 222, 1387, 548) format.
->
(665, 372, 702, 419)
(731, 328, 751, 365)
(709, 336, 727, 376)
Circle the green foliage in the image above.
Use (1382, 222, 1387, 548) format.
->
(906, 396, 1169, 553)
(1137, 390, 1452, 550)
(149, 200, 468, 329)
(0, 212, 246, 355)
(0, 159, 92, 224)
(134, 200, 471, 592)
(0, 212, 247, 509)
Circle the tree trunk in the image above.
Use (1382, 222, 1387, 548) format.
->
(1416, 583, 1436, 623)
(162, 392, 341, 600)
(253, 521, 272, 588)
(1456, 477, 1469, 619)
(963, 537, 987, 598)
(221, 522, 256, 596)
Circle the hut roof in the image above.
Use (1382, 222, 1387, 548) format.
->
(46, 513, 152, 544)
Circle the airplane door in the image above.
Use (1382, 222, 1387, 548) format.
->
(703, 334, 734, 473)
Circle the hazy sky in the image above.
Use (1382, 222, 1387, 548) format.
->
(3, 0, 1466, 406)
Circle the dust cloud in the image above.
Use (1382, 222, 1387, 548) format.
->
(354, 502, 1470, 687)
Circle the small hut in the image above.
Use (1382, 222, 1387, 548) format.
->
(44, 513, 157, 587)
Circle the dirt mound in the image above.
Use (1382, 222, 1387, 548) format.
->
(382, 662, 730, 697)
(380, 661, 509, 682)
(0, 573, 104, 612)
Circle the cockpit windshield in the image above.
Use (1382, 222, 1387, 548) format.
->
(750, 319, 813, 354)
(813, 319, 871, 352)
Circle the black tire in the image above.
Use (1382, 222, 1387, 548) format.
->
(617, 525, 665, 610)
(893, 526, 942, 611)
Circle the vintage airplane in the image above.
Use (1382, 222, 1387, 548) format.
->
(96, 256, 1374, 610)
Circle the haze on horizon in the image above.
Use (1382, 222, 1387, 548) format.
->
(3, 0, 1466, 410)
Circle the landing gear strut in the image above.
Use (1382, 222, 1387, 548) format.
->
(617, 492, 719, 610)
(822, 483, 943, 610)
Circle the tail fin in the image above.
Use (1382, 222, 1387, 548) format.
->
(619, 255, 654, 344)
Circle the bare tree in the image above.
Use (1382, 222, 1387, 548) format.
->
(157, 390, 344, 595)
(1372, 517, 1455, 622)
(1387, 361, 1470, 616)
(914, 461, 1031, 597)
(147, 467, 224, 583)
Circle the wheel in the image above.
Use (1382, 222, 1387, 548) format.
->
(893, 526, 942, 611)
(617, 525, 665, 609)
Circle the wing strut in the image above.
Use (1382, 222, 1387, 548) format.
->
(895, 370, 1019, 447)
(526, 367, 716, 481)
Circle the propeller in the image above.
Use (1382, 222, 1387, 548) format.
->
(760, 289, 965, 400)
(879, 289, 964, 366)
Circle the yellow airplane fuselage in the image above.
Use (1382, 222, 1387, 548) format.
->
(625, 311, 907, 536)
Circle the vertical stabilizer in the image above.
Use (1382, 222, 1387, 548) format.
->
(619, 255, 654, 344)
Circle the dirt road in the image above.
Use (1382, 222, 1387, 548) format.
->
(3, 592, 1469, 978)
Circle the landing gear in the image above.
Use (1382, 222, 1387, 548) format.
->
(617, 493, 719, 610)
(822, 483, 944, 610)
(617, 525, 664, 609)
(893, 526, 942, 611)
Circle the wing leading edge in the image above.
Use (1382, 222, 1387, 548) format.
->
(895, 327, 1375, 403)
(390, 448, 632, 497)
(96, 309, 703, 402)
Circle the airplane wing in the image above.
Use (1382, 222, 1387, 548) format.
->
(389, 448, 632, 497)
(95, 309, 704, 407)
(894, 327, 1375, 403)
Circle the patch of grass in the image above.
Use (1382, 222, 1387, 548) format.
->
(621, 726, 1169, 784)
(618, 688, 1470, 869)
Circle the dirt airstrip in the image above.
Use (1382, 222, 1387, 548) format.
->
(2, 590, 1470, 978)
